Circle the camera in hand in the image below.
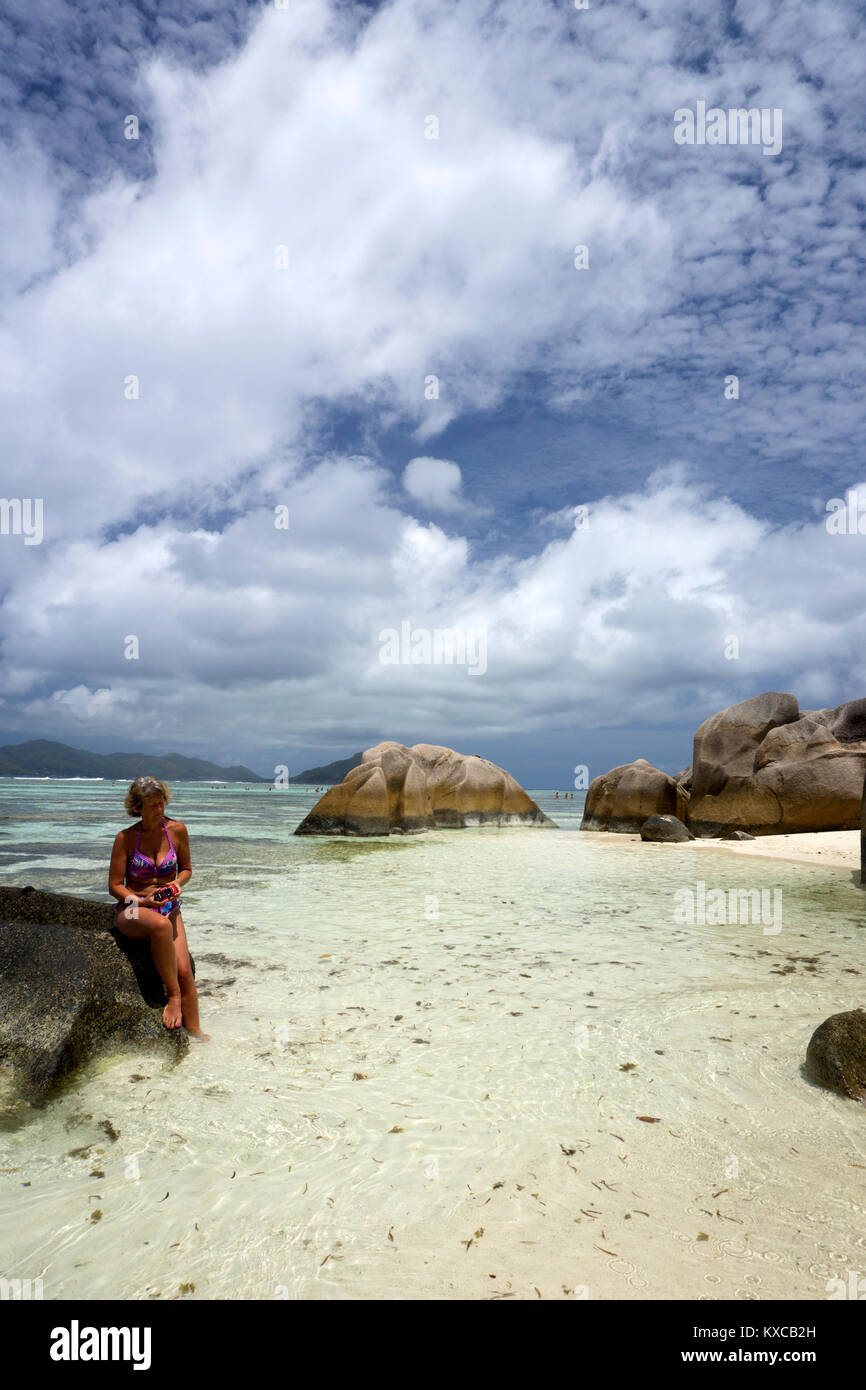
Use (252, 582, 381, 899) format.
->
(152, 882, 180, 904)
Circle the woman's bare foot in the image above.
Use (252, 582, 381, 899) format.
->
(179, 980, 206, 1038)
(163, 994, 183, 1029)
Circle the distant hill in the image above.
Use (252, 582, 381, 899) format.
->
(290, 752, 364, 785)
(0, 739, 265, 782)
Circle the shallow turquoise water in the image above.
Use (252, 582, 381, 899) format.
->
(0, 781, 864, 1301)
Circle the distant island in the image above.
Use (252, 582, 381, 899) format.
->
(290, 752, 364, 785)
(0, 739, 266, 783)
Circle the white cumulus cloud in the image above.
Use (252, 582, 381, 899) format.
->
(402, 457, 463, 512)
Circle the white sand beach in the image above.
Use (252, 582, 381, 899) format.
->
(694, 829, 861, 872)
(598, 829, 861, 872)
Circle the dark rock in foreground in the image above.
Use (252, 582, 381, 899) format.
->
(295, 741, 556, 836)
(720, 829, 756, 841)
(0, 887, 192, 1116)
(639, 814, 695, 843)
(805, 1010, 866, 1103)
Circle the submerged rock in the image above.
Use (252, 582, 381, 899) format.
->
(581, 759, 689, 833)
(639, 814, 695, 843)
(805, 1010, 866, 1103)
(0, 887, 193, 1113)
(295, 741, 555, 836)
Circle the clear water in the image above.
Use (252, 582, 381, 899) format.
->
(1, 781, 864, 1301)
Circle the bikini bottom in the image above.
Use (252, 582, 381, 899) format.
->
(155, 896, 182, 916)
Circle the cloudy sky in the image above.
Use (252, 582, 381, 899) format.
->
(0, 0, 864, 785)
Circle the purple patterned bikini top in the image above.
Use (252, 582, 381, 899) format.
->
(126, 819, 178, 881)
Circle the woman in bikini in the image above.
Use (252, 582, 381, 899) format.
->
(108, 776, 208, 1039)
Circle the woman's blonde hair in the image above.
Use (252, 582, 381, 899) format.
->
(125, 776, 172, 817)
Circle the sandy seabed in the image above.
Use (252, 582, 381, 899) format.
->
(2, 791, 865, 1302)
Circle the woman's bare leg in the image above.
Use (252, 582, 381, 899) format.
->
(171, 912, 209, 1041)
(114, 903, 182, 1029)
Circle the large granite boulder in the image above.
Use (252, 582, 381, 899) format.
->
(690, 692, 799, 797)
(580, 759, 689, 833)
(805, 1010, 866, 1103)
(688, 692, 866, 835)
(0, 887, 192, 1116)
(639, 814, 694, 843)
(585, 692, 866, 838)
(295, 741, 555, 836)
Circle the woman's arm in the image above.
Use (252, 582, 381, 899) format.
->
(108, 829, 148, 906)
(171, 821, 192, 889)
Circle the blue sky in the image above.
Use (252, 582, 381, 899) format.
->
(0, 0, 864, 786)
